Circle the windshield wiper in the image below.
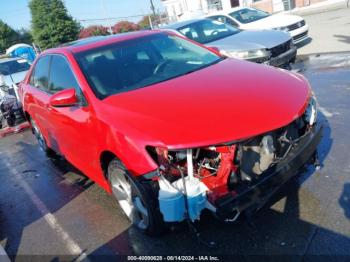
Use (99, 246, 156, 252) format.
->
(180, 57, 225, 76)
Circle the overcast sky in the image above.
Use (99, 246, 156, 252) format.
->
(0, 0, 165, 30)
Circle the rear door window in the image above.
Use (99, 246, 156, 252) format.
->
(30, 56, 51, 92)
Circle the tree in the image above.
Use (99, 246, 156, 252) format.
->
(138, 16, 151, 29)
(78, 25, 110, 39)
(112, 21, 140, 34)
(137, 13, 167, 29)
(17, 28, 33, 44)
(29, 0, 80, 49)
(0, 20, 19, 53)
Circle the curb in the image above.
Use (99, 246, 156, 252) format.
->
(0, 122, 30, 138)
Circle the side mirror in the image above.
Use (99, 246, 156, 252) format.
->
(49, 88, 78, 107)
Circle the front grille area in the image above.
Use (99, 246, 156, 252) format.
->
(237, 114, 309, 180)
(293, 31, 308, 41)
(287, 20, 305, 31)
(269, 40, 292, 58)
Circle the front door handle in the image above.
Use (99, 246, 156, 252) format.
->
(45, 104, 53, 111)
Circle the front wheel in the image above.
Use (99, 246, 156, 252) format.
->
(107, 159, 164, 236)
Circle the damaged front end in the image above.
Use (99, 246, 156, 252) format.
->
(146, 95, 322, 223)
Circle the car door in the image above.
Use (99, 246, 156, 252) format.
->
(25, 55, 54, 146)
(46, 54, 96, 176)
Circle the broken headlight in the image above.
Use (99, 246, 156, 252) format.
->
(304, 94, 317, 126)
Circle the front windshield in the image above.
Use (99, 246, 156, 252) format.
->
(75, 33, 223, 99)
(229, 8, 270, 24)
(0, 59, 31, 75)
(178, 19, 240, 44)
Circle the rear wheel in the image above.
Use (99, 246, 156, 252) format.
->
(30, 118, 56, 157)
(107, 159, 164, 236)
(6, 113, 15, 127)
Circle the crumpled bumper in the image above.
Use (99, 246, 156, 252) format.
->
(215, 121, 323, 221)
(249, 46, 297, 68)
(268, 46, 297, 67)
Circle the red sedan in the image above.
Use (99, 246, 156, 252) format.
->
(20, 31, 322, 235)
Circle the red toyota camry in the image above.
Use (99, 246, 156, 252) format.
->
(20, 31, 322, 235)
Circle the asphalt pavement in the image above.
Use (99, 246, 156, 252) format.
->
(0, 53, 350, 261)
(296, 5, 350, 55)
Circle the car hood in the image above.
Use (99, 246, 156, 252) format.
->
(208, 30, 291, 51)
(102, 58, 310, 149)
(239, 14, 303, 30)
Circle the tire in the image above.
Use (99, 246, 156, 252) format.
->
(107, 159, 164, 236)
(6, 115, 15, 127)
(30, 118, 56, 157)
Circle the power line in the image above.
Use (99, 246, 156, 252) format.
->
(79, 13, 149, 22)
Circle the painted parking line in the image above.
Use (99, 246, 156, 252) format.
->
(3, 160, 88, 261)
(0, 244, 11, 262)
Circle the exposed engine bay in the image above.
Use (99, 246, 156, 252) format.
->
(151, 95, 318, 223)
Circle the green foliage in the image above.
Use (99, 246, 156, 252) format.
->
(0, 20, 19, 53)
(17, 28, 33, 44)
(138, 16, 151, 29)
(29, 0, 80, 49)
(79, 25, 110, 39)
(112, 21, 140, 34)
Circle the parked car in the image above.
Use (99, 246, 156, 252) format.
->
(207, 7, 309, 44)
(20, 31, 322, 235)
(164, 18, 296, 67)
(0, 94, 25, 128)
(0, 57, 31, 99)
(0, 57, 29, 127)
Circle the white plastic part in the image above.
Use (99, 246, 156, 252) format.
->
(158, 176, 185, 222)
(187, 149, 194, 180)
(158, 149, 217, 222)
(0, 75, 6, 86)
(305, 96, 317, 126)
(172, 177, 208, 222)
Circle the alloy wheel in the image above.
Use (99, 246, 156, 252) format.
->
(30, 119, 47, 152)
(109, 170, 149, 230)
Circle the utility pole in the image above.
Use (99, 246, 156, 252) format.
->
(149, 0, 157, 29)
(100, 0, 113, 33)
(150, 0, 156, 17)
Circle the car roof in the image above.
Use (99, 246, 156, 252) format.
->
(208, 6, 248, 16)
(44, 30, 165, 54)
(164, 18, 211, 30)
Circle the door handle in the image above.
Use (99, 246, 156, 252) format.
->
(45, 104, 53, 111)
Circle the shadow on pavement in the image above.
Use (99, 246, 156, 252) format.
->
(334, 34, 350, 44)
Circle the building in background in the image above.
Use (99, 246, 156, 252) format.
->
(162, 0, 326, 21)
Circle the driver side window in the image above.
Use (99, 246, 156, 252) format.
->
(49, 56, 79, 94)
(49, 55, 86, 104)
